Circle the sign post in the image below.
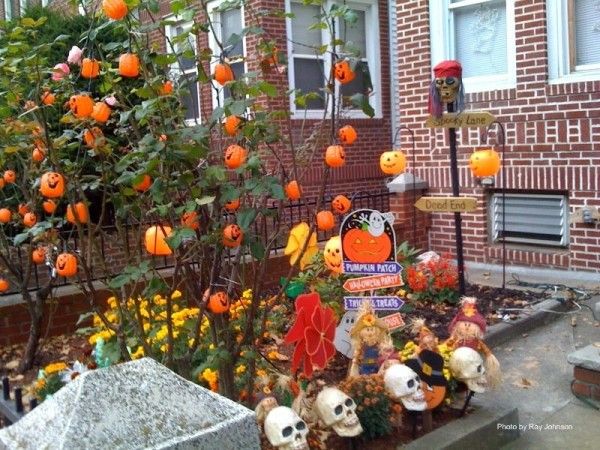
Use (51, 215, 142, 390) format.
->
(414, 196, 477, 213)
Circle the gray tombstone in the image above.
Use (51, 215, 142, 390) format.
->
(0, 358, 260, 450)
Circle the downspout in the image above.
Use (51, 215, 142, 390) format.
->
(388, 0, 399, 143)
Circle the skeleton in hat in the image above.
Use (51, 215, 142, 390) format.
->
(428, 60, 465, 118)
(445, 297, 501, 388)
(348, 302, 394, 377)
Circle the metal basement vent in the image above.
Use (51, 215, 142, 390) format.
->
(489, 193, 569, 247)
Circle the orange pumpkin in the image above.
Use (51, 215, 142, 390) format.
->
(207, 291, 230, 314)
(0, 208, 11, 223)
(334, 60, 356, 84)
(43, 199, 57, 214)
(379, 150, 406, 175)
(144, 225, 173, 255)
(66, 202, 89, 224)
(469, 148, 501, 177)
(32, 147, 46, 163)
(338, 125, 357, 145)
(181, 211, 200, 230)
(224, 144, 247, 169)
(222, 224, 243, 248)
(316, 210, 335, 231)
(0, 178, 4, 189)
(23, 212, 37, 227)
(55, 252, 78, 277)
(214, 62, 234, 85)
(0, 278, 9, 292)
(41, 91, 55, 106)
(3, 170, 16, 184)
(342, 228, 392, 264)
(102, 0, 128, 20)
(224, 115, 241, 136)
(91, 102, 111, 123)
(285, 180, 302, 201)
(81, 58, 100, 79)
(224, 198, 240, 213)
(159, 80, 173, 95)
(40, 172, 65, 198)
(83, 127, 106, 148)
(119, 53, 140, 78)
(18, 203, 30, 216)
(32, 247, 46, 265)
(325, 145, 346, 168)
(133, 174, 152, 192)
(331, 195, 351, 214)
(70, 94, 94, 118)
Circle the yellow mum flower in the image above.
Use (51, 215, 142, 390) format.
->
(143, 322, 151, 332)
(267, 351, 279, 361)
(107, 296, 118, 309)
(209, 344, 216, 350)
(44, 362, 68, 375)
(35, 378, 46, 391)
(242, 289, 253, 300)
(256, 369, 267, 378)
(131, 346, 145, 360)
(235, 365, 247, 375)
(93, 314, 103, 327)
(171, 290, 182, 300)
(201, 368, 218, 383)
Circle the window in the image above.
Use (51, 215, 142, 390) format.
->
(19, 0, 26, 15)
(165, 20, 201, 125)
(208, 0, 245, 107)
(489, 193, 569, 247)
(429, 0, 516, 93)
(4, 0, 13, 20)
(547, 0, 600, 83)
(285, 0, 381, 118)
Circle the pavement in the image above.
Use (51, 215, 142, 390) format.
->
(463, 264, 600, 450)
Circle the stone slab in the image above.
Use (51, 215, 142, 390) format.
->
(567, 345, 600, 371)
(0, 358, 260, 450)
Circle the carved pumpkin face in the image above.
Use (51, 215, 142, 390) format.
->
(66, 202, 89, 224)
(69, 94, 94, 118)
(222, 224, 243, 248)
(40, 172, 66, 198)
(469, 148, 500, 177)
(334, 60, 356, 84)
(379, 150, 407, 175)
(224, 198, 240, 213)
(208, 291, 230, 314)
(325, 145, 346, 168)
(23, 212, 37, 228)
(285, 180, 302, 201)
(119, 53, 140, 78)
(316, 210, 335, 231)
(338, 125, 357, 145)
(83, 127, 105, 149)
(342, 228, 392, 264)
(0, 208, 11, 223)
(32, 247, 46, 265)
(181, 211, 200, 230)
(43, 199, 57, 214)
(331, 195, 351, 215)
(56, 252, 78, 277)
(3, 170, 16, 184)
(213, 63, 235, 85)
(323, 236, 342, 273)
(81, 58, 100, 79)
(144, 225, 173, 255)
(224, 144, 247, 169)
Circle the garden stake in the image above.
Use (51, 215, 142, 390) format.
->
(14, 387, 23, 413)
(459, 390, 475, 417)
(2, 377, 8, 400)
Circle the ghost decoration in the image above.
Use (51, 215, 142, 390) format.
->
(314, 387, 363, 437)
(449, 347, 488, 393)
(334, 311, 357, 359)
(264, 406, 309, 450)
(383, 364, 427, 411)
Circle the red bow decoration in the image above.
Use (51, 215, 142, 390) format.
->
(284, 292, 336, 378)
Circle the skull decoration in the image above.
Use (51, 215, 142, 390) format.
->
(314, 387, 363, 437)
(435, 76, 460, 104)
(383, 364, 427, 411)
(449, 346, 488, 393)
(264, 406, 309, 450)
(428, 60, 464, 118)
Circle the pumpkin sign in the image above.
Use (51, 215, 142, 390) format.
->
(144, 225, 173, 255)
(56, 253, 78, 277)
(325, 145, 346, 168)
(207, 291, 230, 314)
(334, 60, 356, 84)
(331, 195, 351, 214)
(224, 144, 247, 169)
(40, 172, 65, 198)
(338, 125, 357, 145)
(379, 150, 407, 175)
(222, 224, 243, 248)
(469, 148, 500, 177)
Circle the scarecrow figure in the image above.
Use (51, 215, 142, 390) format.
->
(428, 60, 465, 118)
(445, 296, 501, 388)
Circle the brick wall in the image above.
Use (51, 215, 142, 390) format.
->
(396, 0, 600, 273)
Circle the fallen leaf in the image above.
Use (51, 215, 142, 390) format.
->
(522, 333, 528, 338)
(513, 377, 534, 389)
(5, 359, 19, 370)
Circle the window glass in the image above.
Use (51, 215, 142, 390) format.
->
(221, 8, 243, 57)
(291, 4, 322, 53)
(574, 0, 600, 66)
(294, 59, 325, 109)
(339, 10, 366, 55)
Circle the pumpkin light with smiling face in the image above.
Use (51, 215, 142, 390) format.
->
(331, 195, 351, 215)
(334, 60, 356, 84)
(55, 253, 78, 277)
(338, 125, 357, 145)
(323, 236, 343, 274)
(32, 247, 46, 265)
(207, 291, 230, 314)
(223, 224, 243, 248)
(469, 148, 500, 177)
(379, 150, 407, 175)
(224, 144, 247, 169)
(40, 172, 66, 198)
(144, 225, 173, 255)
(325, 145, 346, 168)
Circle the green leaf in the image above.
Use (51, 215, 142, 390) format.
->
(195, 195, 216, 206)
(350, 93, 375, 118)
(249, 239, 265, 260)
(108, 274, 131, 290)
(237, 208, 258, 231)
(13, 232, 29, 246)
(165, 227, 196, 250)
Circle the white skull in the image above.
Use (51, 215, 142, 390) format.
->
(383, 364, 427, 411)
(435, 76, 460, 103)
(314, 387, 363, 437)
(264, 406, 309, 450)
(449, 347, 487, 393)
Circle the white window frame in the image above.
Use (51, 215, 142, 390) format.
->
(285, 0, 382, 119)
(429, 0, 516, 94)
(165, 18, 202, 125)
(41, 0, 49, 7)
(4, 0, 13, 20)
(207, 0, 247, 110)
(547, 0, 600, 84)
(19, 0, 26, 15)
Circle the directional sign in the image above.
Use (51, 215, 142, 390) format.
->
(344, 296, 405, 311)
(381, 312, 405, 331)
(343, 273, 404, 293)
(343, 261, 402, 275)
(415, 196, 477, 213)
(425, 111, 495, 129)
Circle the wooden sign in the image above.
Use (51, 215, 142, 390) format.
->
(343, 273, 404, 293)
(425, 111, 495, 129)
(415, 196, 477, 213)
(381, 312, 405, 331)
(344, 296, 405, 311)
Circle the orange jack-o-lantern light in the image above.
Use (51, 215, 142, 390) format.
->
(379, 150, 407, 175)
(32, 247, 46, 265)
(285, 180, 302, 201)
(222, 224, 243, 248)
(118, 53, 140, 78)
(66, 202, 89, 224)
(181, 211, 200, 230)
(23, 212, 37, 228)
(469, 148, 501, 177)
(0, 278, 9, 292)
(81, 58, 100, 79)
(133, 174, 152, 192)
(323, 236, 343, 274)
(83, 127, 106, 149)
(224, 144, 247, 169)
(331, 195, 351, 215)
(159, 80, 173, 95)
(41, 91, 55, 106)
(207, 291, 230, 314)
(224, 198, 240, 213)
(55, 252, 78, 277)
(102, 0, 128, 20)
(338, 125, 357, 145)
(144, 225, 173, 255)
(69, 94, 94, 118)
(0, 208, 11, 223)
(224, 115, 241, 136)
(3, 170, 16, 184)
(18, 203, 30, 216)
(334, 60, 356, 84)
(43, 199, 57, 214)
(213, 63, 235, 85)
(91, 102, 111, 123)
(40, 172, 66, 198)
(316, 210, 335, 231)
(325, 145, 346, 168)
(32, 147, 46, 163)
